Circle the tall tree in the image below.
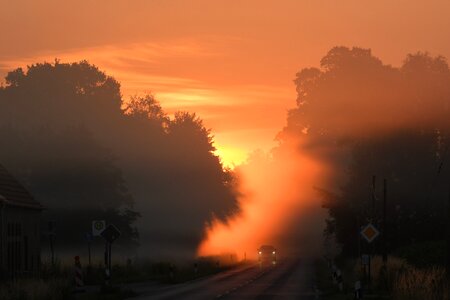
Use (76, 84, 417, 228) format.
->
(283, 47, 450, 257)
(0, 61, 239, 257)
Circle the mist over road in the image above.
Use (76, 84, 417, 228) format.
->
(133, 258, 317, 300)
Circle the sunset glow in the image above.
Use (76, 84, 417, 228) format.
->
(3, 1, 450, 298)
(2, 0, 450, 265)
(2, 0, 450, 167)
(198, 138, 325, 258)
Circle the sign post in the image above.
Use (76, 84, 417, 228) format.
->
(360, 223, 380, 290)
(84, 232, 93, 266)
(48, 221, 56, 267)
(100, 224, 121, 285)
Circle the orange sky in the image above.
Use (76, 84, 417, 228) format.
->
(2, 0, 450, 167)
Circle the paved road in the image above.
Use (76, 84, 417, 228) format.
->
(133, 258, 318, 300)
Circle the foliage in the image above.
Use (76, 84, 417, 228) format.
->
(394, 240, 445, 268)
(393, 265, 448, 300)
(0, 278, 71, 300)
(0, 60, 238, 256)
(285, 46, 450, 256)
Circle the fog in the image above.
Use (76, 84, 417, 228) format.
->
(199, 135, 327, 259)
(0, 62, 238, 259)
(199, 46, 450, 259)
(1, 46, 449, 261)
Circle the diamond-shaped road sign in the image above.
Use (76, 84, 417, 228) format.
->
(360, 223, 380, 243)
(101, 224, 121, 243)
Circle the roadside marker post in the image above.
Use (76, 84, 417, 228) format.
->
(331, 264, 337, 285)
(336, 269, 343, 291)
(74, 256, 85, 292)
(48, 221, 56, 267)
(361, 253, 369, 282)
(314, 284, 320, 299)
(354, 280, 362, 299)
(84, 232, 93, 266)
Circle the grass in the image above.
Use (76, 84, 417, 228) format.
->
(393, 265, 448, 300)
(0, 278, 71, 300)
(315, 258, 344, 299)
(77, 256, 243, 285)
(72, 286, 138, 300)
(394, 240, 445, 268)
(0, 255, 244, 300)
(352, 255, 405, 292)
(316, 255, 450, 300)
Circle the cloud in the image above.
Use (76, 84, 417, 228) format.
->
(0, 37, 294, 166)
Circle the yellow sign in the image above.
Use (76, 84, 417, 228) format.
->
(361, 223, 380, 243)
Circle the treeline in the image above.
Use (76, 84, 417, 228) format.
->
(0, 61, 238, 258)
(281, 47, 450, 262)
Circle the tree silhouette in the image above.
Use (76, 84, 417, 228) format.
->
(285, 47, 450, 260)
(0, 60, 238, 257)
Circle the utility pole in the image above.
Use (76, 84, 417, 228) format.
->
(447, 183, 450, 277)
(368, 175, 376, 291)
(372, 175, 376, 215)
(357, 215, 364, 280)
(382, 179, 388, 264)
(88, 240, 91, 266)
(50, 235, 55, 266)
(48, 221, 56, 267)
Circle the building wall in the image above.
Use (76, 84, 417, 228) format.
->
(0, 205, 41, 278)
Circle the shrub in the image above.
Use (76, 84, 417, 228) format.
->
(0, 278, 71, 300)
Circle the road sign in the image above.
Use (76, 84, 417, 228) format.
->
(92, 220, 106, 236)
(361, 254, 370, 265)
(101, 224, 121, 243)
(84, 232, 93, 242)
(360, 223, 380, 243)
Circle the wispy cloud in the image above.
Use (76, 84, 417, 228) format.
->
(0, 38, 294, 166)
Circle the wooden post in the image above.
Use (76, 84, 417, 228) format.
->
(108, 242, 112, 277)
(50, 235, 55, 267)
(87, 240, 91, 267)
(382, 178, 388, 264)
(368, 175, 376, 291)
(372, 175, 376, 215)
(447, 183, 450, 277)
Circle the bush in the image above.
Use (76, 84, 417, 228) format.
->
(350, 255, 449, 299)
(394, 241, 445, 268)
(0, 278, 71, 300)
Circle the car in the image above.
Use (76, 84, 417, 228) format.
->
(258, 245, 277, 265)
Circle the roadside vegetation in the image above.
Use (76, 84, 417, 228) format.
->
(0, 255, 244, 300)
(316, 255, 449, 300)
(290, 47, 450, 298)
(0, 61, 239, 257)
(0, 278, 71, 300)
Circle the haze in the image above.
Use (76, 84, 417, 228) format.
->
(2, 0, 450, 166)
(3, 1, 450, 298)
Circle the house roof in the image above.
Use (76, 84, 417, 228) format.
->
(0, 165, 42, 210)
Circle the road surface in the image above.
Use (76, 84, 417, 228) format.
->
(132, 258, 318, 300)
